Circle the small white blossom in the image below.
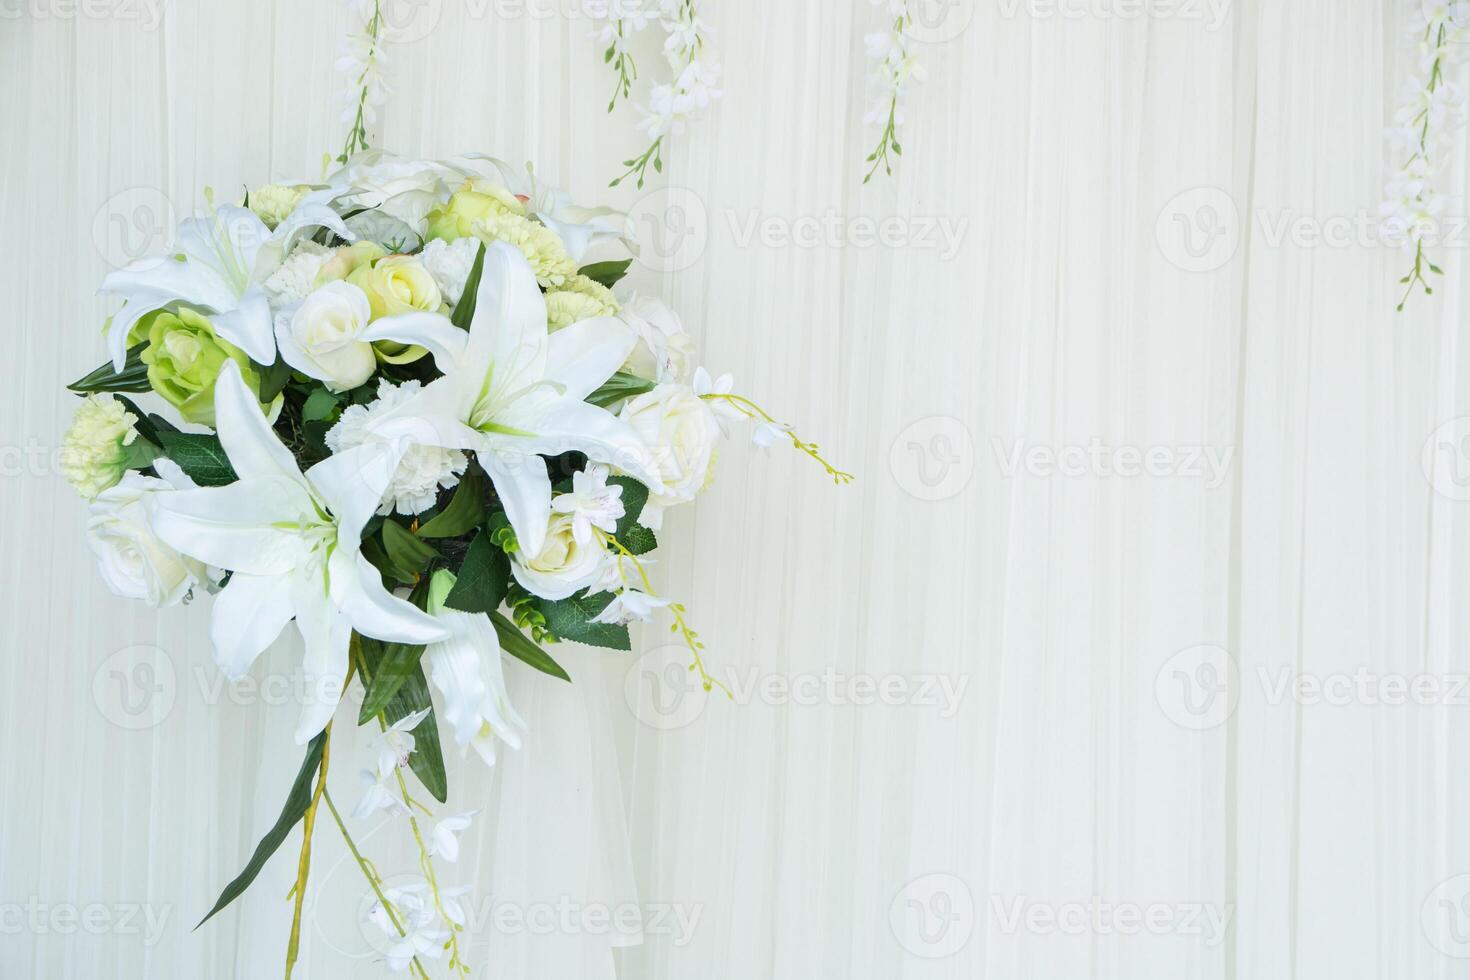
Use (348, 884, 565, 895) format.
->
(550, 464, 625, 545)
(353, 767, 407, 820)
(426, 811, 477, 864)
(592, 588, 670, 625)
(368, 707, 431, 774)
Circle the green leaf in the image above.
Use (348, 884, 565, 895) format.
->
(356, 638, 426, 724)
(357, 637, 449, 803)
(537, 591, 631, 650)
(381, 520, 438, 581)
(450, 242, 488, 330)
(609, 476, 649, 535)
(257, 356, 293, 403)
(195, 733, 325, 929)
(113, 395, 162, 447)
(490, 611, 570, 681)
(445, 529, 510, 614)
(157, 430, 237, 486)
(587, 371, 655, 410)
(577, 258, 633, 289)
(416, 468, 486, 538)
(302, 387, 343, 423)
(68, 343, 151, 394)
(620, 524, 658, 556)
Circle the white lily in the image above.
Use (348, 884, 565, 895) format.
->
(426, 810, 478, 863)
(369, 241, 664, 557)
(146, 360, 449, 742)
(100, 203, 355, 371)
(422, 570, 527, 767)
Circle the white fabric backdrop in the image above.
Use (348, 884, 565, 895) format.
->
(5, 0, 1470, 977)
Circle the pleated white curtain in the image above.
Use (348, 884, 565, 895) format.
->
(4, 0, 1470, 977)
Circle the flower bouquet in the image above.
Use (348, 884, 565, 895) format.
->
(61, 153, 848, 975)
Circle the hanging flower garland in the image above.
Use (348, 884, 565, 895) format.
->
(594, 0, 724, 188)
(1381, 1, 1470, 310)
(336, 0, 391, 164)
(863, 0, 926, 183)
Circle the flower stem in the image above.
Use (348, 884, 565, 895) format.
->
(390, 759, 468, 974)
(322, 787, 433, 980)
(337, 0, 384, 164)
(700, 392, 855, 484)
(283, 724, 334, 979)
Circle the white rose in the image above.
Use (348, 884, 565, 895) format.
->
(618, 383, 722, 529)
(275, 281, 377, 391)
(510, 513, 610, 600)
(619, 295, 697, 383)
(89, 466, 212, 608)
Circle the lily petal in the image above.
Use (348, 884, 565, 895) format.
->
(525, 397, 666, 492)
(210, 286, 276, 365)
(213, 360, 309, 487)
(360, 312, 468, 372)
(209, 571, 296, 680)
(331, 549, 449, 645)
(306, 442, 405, 543)
(463, 242, 548, 405)
(478, 449, 552, 557)
(146, 478, 309, 575)
(292, 569, 354, 743)
(544, 316, 637, 403)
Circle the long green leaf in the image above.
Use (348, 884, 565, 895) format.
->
(68, 343, 151, 394)
(586, 371, 654, 410)
(195, 733, 326, 929)
(356, 639, 426, 724)
(381, 520, 438, 581)
(357, 635, 449, 803)
(490, 611, 570, 681)
(415, 468, 486, 538)
(450, 243, 487, 330)
(157, 430, 238, 486)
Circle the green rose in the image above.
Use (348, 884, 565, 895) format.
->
(347, 255, 445, 364)
(424, 179, 526, 242)
(135, 308, 270, 425)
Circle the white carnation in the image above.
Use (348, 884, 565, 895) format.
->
(263, 240, 332, 307)
(326, 380, 469, 516)
(419, 237, 482, 307)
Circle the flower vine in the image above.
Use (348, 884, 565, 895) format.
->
(596, 0, 723, 188)
(336, 0, 390, 164)
(1382, 1, 1470, 309)
(863, 0, 927, 183)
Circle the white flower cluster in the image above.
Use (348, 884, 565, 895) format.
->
(336, 0, 391, 161)
(593, 0, 723, 186)
(1381, 1, 1470, 306)
(863, 0, 927, 182)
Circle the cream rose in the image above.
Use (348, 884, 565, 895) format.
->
(617, 384, 722, 529)
(510, 512, 610, 600)
(89, 466, 212, 608)
(275, 281, 378, 391)
(347, 254, 444, 320)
